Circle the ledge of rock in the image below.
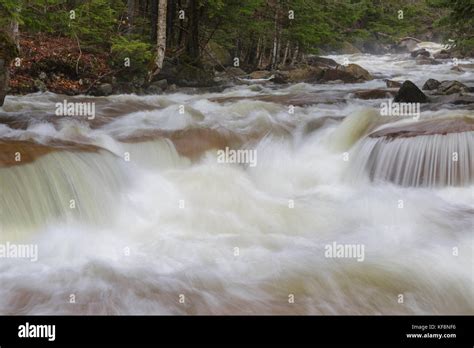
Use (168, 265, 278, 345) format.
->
(369, 116, 474, 139)
(0, 140, 101, 168)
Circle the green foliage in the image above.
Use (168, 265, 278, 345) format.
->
(70, 0, 124, 47)
(110, 36, 152, 74)
(429, 0, 474, 55)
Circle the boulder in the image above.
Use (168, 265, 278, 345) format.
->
(422, 79, 440, 91)
(284, 66, 324, 83)
(305, 56, 338, 68)
(393, 80, 428, 103)
(435, 80, 469, 95)
(320, 64, 372, 83)
(411, 48, 430, 58)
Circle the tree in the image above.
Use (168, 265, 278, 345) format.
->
(149, 0, 167, 81)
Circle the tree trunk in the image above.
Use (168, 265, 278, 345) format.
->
(0, 30, 17, 106)
(126, 0, 137, 34)
(150, 0, 158, 43)
(186, 0, 200, 61)
(290, 43, 299, 66)
(149, 0, 167, 81)
(257, 41, 266, 69)
(270, 9, 278, 70)
(166, 0, 176, 47)
(281, 40, 289, 68)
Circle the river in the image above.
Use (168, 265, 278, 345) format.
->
(0, 43, 473, 314)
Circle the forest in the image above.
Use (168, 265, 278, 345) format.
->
(0, 0, 473, 98)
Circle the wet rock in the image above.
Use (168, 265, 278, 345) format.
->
(354, 89, 395, 100)
(411, 48, 430, 58)
(384, 79, 402, 88)
(435, 80, 469, 95)
(433, 50, 451, 59)
(422, 79, 440, 91)
(393, 80, 428, 103)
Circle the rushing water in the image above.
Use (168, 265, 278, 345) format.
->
(0, 44, 473, 314)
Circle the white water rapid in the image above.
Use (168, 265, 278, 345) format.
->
(0, 45, 473, 314)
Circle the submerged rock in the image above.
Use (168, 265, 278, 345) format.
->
(393, 81, 428, 103)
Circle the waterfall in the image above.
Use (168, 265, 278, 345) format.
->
(347, 131, 473, 187)
(0, 150, 128, 240)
